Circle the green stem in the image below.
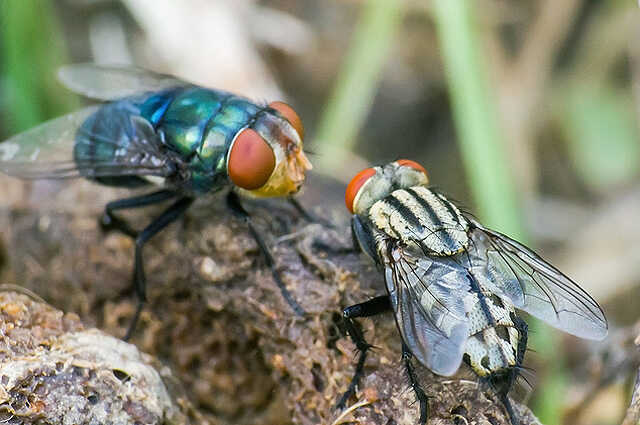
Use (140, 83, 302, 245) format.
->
(315, 0, 401, 174)
(431, 0, 524, 240)
(432, 2, 564, 423)
(1, 1, 77, 134)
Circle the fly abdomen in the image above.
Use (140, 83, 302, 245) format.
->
(464, 277, 522, 377)
(464, 326, 521, 377)
(369, 185, 469, 256)
(74, 100, 153, 188)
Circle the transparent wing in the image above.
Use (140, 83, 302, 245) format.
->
(384, 243, 471, 376)
(469, 222, 607, 340)
(0, 105, 174, 179)
(58, 63, 185, 101)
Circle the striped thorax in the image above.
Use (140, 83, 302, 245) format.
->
(369, 186, 470, 256)
(345, 160, 470, 256)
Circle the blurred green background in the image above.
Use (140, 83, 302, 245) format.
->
(1, 1, 639, 424)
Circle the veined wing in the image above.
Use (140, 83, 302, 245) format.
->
(384, 242, 471, 376)
(58, 63, 185, 101)
(0, 106, 174, 179)
(469, 221, 607, 340)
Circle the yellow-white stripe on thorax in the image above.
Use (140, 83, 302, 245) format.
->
(369, 186, 469, 256)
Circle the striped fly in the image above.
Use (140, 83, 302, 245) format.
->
(0, 64, 312, 338)
(337, 160, 607, 424)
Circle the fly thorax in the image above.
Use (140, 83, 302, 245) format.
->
(369, 186, 469, 256)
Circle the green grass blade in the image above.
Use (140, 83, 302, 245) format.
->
(315, 0, 401, 174)
(431, 1, 564, 423)
(1, 1, 78, 135)
(431, 0, 524, 240)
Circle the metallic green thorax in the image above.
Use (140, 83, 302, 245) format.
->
(139, 87, 262, 194)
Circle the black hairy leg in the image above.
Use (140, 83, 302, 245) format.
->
(288, 196, 334, 228)
(101, 189, 178, 238)
(402, 342, 429, 425)
(335, 295, 391, 409)
(98, 189, 193, 340)
(227, 191, 306, 316)
(125, 196, 194, 340)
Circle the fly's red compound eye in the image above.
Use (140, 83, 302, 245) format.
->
(345, 167, 377, 214)
(269, 101, 304, 140)
(228, 128, 276, 190)
(395, 159, 428, 177)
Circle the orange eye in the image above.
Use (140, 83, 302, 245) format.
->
(345, 167, 376, 214)
(228, 128, 276, 190)
(269, 101, 304, 140)
(395, 159, 428, 177)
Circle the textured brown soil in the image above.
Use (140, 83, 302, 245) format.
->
(0, 176, 541, 425)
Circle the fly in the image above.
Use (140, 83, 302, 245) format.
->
(0, 64, 313, 339)
(336, 160, 607, 424)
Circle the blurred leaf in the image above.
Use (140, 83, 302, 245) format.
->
(431, 0, 526, 241)
(530, 327, 567, 425)
(560, 81, 640, 190)
(431, 1, 569, 422)
(0, 1, 78, 135)
(315, 0, 401, 176)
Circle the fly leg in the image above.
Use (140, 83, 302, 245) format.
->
(402, 342, 429, 425)
(335, 295, 391, 410)
(288, 196, 316, 223)
(101, 189, 178, 238)
(500, 395, 519, 425)
(226, 191, 306, 316)
(312, 214, 369, 256)
(288, 196, 333, 228)
(125, 196, 194, 340)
